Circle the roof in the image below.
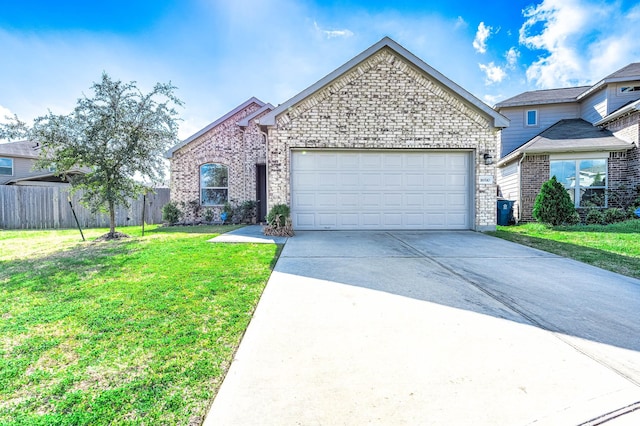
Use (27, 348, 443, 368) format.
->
(0, 140, 40, 159)
(260, 37, 509, 128)
(494, 86, 590, 108)
(594, 99, 640, 126)
(237, 103, 274, 127)
(5, 169, 85, 185)
(578, 62, 640, 100)
(498, 119, 631, 166)
(165, 97, 265, 158)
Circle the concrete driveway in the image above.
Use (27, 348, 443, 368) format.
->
(205, 230, 640, 425)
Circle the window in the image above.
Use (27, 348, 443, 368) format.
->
(200, 163, 228, 205)
(619, 86, 640, 93)
(526, 110, 537, 126)
(0, 158, 13, 176)
(550, 158, 607, 207)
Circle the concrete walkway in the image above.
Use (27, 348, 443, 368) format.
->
(204, 231, 640, 425)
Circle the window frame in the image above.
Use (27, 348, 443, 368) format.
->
(200, 163, 229, 206)
(525, 109, 538, 127)
(0, 157, 13, 176)
(550, 157, 608, 208)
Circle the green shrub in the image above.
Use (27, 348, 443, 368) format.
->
(162, 202, 183, 225)
(533, 176, 577, 226)
(585, 208, 605, 225)
(266, 204, 290, 227)
(603, 208, 627, 224)
(203, 208, 215, 223)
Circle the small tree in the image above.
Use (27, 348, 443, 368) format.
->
(533, 176, 578, 226)
(0, 73, 182, 239)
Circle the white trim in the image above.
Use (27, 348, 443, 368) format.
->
(550, 152, 610, 160)
(525, 109, 538, 126)
(0, 157, 14, 176)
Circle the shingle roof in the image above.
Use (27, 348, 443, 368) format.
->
(498, 119, 631, 165)
(604, 62, 640, 79)
(0, 140, 40, 159)
(494, 86, 590, 108)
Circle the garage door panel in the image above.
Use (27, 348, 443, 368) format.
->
(292, 151, 471, 230)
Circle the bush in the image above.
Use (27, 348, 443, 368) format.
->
(203, 208, 215, 223)
(266, 204, 290, 227)
(162, 202, 183, 225)
(603, 208, 627, 224)
(585, 208, 605, 225)
(533, 176, 577, 226)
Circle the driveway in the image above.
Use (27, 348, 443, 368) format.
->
(205, 230, 640, 425)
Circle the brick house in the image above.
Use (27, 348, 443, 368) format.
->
(167, 37, 508, 230)
(496, 63, 640, 222)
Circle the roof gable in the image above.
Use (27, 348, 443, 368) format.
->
(165, 97, 265, 158)
(260, 37, 508, 128)
(0, 140, 40, 159)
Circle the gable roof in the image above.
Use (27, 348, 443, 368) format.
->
(577, 62, 640, 101)
(165, 97, 265, 158)
(494, 86, 590, 109)
(498, 119, 631, 166)
(237, 103, 274, 127)
(0, 140, 40, 159)
(260, 37, 509, 128)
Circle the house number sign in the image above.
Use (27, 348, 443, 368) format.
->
(479, 175, 494, 184)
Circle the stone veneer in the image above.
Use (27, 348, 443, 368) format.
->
(169, 101, 268, 222)
(265, 47, 500, 231)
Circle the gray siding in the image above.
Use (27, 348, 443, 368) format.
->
(0, 156, 49, 185)
(499, 103, 580, 156)
(580, 89, 607, 123)
(608, 81, 640, 115)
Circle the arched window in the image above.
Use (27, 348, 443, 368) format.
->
(200, 163, 228, 205)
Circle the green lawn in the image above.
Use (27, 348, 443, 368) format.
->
(0, 225, 280, 425)
(488, 220, 640, 279)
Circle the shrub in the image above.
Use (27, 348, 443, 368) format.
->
(238, 200, 257, 224)
(203, 208, 215, 223)
(533, 176, 577, 226)
(585, 208, 605, 225)
(162, 202, 183, 225)
(266, 204, 290, 227)
(603, 208, 627, 224)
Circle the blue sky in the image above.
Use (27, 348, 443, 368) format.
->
(1, 0, 639, 140)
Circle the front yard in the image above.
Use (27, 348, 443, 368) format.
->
(0, 225, 280, 425)
(489, 220, 640, 279)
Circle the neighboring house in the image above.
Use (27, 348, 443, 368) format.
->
(165, 98, 274, 221)
(496, 63, 640, 221)
(0, 140, 85, 186)
(167, 37, 508, 230)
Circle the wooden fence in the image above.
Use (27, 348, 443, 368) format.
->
(0, 186, 170, 230)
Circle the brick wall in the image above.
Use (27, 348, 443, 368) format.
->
(169, 102, 267, 221)
(520, 155, 549, 222)
(266, 47, 500, 230)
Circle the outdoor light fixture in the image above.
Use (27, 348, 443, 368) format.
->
(483, 153, 494, 165)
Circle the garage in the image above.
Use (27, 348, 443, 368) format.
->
(291, 150, 472, 230)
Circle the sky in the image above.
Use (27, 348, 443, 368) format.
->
(1, 0, 639, 141)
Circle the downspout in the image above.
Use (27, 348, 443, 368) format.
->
(517, 152, 527, 223)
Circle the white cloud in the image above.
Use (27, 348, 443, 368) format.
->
(518, 0, 640, 88)
(505, 47, 519, 69)
(472, 22, 492, 54)
(0, 105, 13, 123)
(479, 62, 507, 85)
(314, 21, 354, 39)
(454, 16, 467, 30)
(482, 94, 503, 106)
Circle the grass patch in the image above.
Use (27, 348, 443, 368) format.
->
(0, 224, 280, 425)
(488, 220, 640, 279)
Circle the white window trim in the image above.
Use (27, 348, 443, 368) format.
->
(200, 163, 229, 206)
(550, 157, 608, 208)
(525, 109, 538, 127)
(0, 157, 13, 176)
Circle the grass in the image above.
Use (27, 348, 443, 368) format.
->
(0, 224, 281, 425)
(488, 219, 640, 279)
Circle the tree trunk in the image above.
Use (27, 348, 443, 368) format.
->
(109, 201, 116, 237)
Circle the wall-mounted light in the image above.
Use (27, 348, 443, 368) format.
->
(483, 153, 494, 165)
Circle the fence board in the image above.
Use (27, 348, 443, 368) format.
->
(0, 186, 169, 230)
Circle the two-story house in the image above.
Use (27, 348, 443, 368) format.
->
(0, 140, 85, 186)
(496, 63, 640, 221)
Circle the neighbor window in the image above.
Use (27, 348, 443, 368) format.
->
(526, 110, 538, 126)
(0, 158, 13, 176)
(550, 158, 607, 207)
(200, 163, 228, 205)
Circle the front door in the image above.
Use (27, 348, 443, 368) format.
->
(256, 164, 267, 222)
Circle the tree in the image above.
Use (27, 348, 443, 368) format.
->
(532, 176, 578, 226)
(0, 73, 182, 238)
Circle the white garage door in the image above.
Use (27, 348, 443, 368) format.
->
(291, 150, 471, 230)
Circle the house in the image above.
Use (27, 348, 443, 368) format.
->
(496, 63, 640, 222)
(167, 37, 508, 230)
(0, 140, 85, 186)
